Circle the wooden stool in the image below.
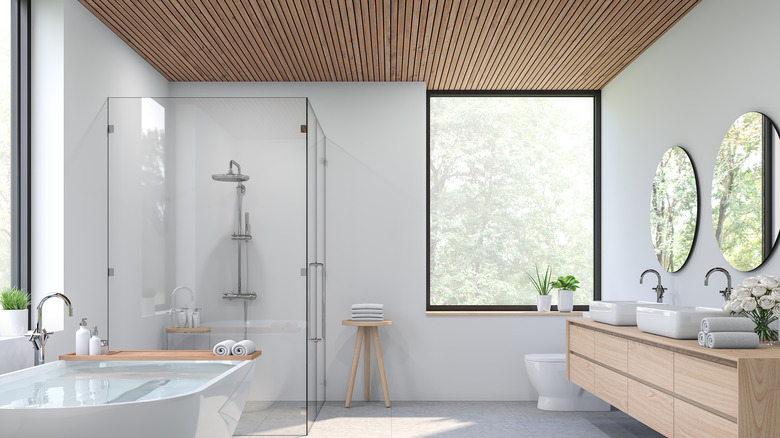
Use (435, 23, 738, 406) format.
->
(342, 319, 393, 408)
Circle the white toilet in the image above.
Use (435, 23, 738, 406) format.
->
(524, 353, 610, 411)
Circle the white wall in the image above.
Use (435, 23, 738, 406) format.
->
(172, 82, 572, 401)
(30, 0, 169, 362)
(602, 0, 780, 306)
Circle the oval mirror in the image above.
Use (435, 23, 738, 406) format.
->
(650, 146, 698, 272)
(712, 112, 780, 271)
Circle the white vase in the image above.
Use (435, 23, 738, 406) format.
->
(557, 289, 574, 312)
(536, 295, 553, 312)
(0, 309, 28, 337)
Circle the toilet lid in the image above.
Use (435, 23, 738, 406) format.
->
(524, 353, 565, 363)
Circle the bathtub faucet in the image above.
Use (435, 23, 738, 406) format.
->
(29, 293, 73, 366)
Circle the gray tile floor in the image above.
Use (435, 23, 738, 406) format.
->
(234, 401, 663, 437)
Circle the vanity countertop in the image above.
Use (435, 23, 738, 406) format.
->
(569, 318, 780, 366)
(59, 350, 261, 361)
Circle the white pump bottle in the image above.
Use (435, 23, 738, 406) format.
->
(75, 318, 90, 356)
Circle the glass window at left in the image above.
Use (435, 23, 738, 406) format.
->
(2, 0, 29, 308)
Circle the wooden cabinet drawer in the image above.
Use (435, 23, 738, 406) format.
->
(674, 398, 737, 438)
(674, 354, 737, 419)
(595, 364, 627, 411)
(594, 331, 627, 372)
(569, 324, 594, 359)
(628, 340, 673, 391)
(628, 379, 673, 437)
(569, 354, 595, 394)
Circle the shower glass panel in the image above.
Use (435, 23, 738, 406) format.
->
(107, 97, 326, 436)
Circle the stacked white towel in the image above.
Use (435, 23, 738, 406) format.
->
(352, 303, 384, 321)
(698, 317, 758, 349)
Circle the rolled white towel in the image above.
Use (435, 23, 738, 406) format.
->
(706, 332, 759, 349)
(213, 340, 237, 356)
(698, 331, 707, 347)
(352, 303, 383, 310)
(232, 339, 257, 356)
(701, 317, 755, 334)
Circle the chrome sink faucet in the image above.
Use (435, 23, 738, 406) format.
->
(704, 267, 732, 302)
(29, 293, 73, 366)
(640, 269, 666, 303)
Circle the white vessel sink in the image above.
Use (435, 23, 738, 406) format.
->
(636, 305, 727, 339)
(588, 301, 668, 326)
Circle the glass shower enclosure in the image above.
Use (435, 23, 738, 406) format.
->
(106, 97, 326, 436)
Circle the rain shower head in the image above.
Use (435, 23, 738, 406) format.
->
(212, 160, 249, 182)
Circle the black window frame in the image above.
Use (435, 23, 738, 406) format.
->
(426, 90, 601, 312)
(10, 0, 31, 326)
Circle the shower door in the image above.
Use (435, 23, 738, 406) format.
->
(306, 100, 327, 433)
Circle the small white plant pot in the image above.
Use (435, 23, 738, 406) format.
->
(557, 289, 574, 312)
(0, 309, 28, 337)
(536, 295, 553, 312)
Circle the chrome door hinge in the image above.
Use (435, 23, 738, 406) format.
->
(107, 124, 115, 134)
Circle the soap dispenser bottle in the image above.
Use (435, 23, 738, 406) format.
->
(89, 326, 102, 356)
(76, 318, 90, 355)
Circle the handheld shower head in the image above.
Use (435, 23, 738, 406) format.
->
(212, 160, 249, 182)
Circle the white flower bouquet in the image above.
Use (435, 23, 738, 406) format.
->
(723, 275, 780, 344)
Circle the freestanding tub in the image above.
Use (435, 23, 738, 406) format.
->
(0, 359, 256, 438)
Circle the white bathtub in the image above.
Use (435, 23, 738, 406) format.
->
(0, 359, 256, 438)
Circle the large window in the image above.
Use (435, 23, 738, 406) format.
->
(428, 92, 599, 311)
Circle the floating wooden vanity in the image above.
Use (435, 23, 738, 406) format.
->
(566, 318, 780, 437)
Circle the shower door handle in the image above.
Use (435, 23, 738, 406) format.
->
(307, 262, 325, 343)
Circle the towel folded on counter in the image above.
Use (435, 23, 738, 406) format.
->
(352, 303, 384, 310)
(213, 340, 237, 356)
(705, 332, 759, 349)
(698, 331, 707, 347)
(701, 317, 755, 334)
(351, 309, 384, 315)
(351, 312, 384, 318)
(351, 317, 384, 321)
(232, 339, 257, 356)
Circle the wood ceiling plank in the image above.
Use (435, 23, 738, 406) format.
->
(532, 0, 600, 89)
(488, 0, 551, 90)
(407, 0, 423, 81)
(261, 0, 311, 81)
(111, 0, 193, 80)
(548, 0, 633, 90)
(318, 0, 346, 81)
(453, 0, 497, 89)
(297, 0, 335, 81)
(332, 0, 357, 80)
(140, 0, 216, 81)
(523, 0, 592, 89)
(80, 0, 703, 89)
(567, 0, 659, 89)
(500, 0, 567, 89)
(220, 0, 273, 81)
(432, 0, 464, 89)
(470, 0, 531, 90)
(78, 0, 175, 81)
(589, 0, 698, 89)
(458, 0, 502, 89)
(423, 0, 448, 87)
(362, 0, 377, 80)
(279, 0, 324, 82)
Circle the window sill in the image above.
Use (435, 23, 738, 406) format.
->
(426, 311, 585, 316)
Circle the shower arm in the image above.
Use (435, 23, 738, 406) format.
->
(229, 160, 241, 176)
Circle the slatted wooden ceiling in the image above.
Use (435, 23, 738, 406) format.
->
(78, 0, 700, 90)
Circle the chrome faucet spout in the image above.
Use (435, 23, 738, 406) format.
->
(30, 293, 74, 366)
(640, 269, 666, 303)
(171, 286, 195, 309)
(704, 267, 732, 302)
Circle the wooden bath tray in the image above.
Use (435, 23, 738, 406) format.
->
(59, 350, 262, 361)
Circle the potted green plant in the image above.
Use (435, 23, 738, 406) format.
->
(527, 265, 554, 312)
(0, 286, 29, 337)
(552, 275, 579, 312)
